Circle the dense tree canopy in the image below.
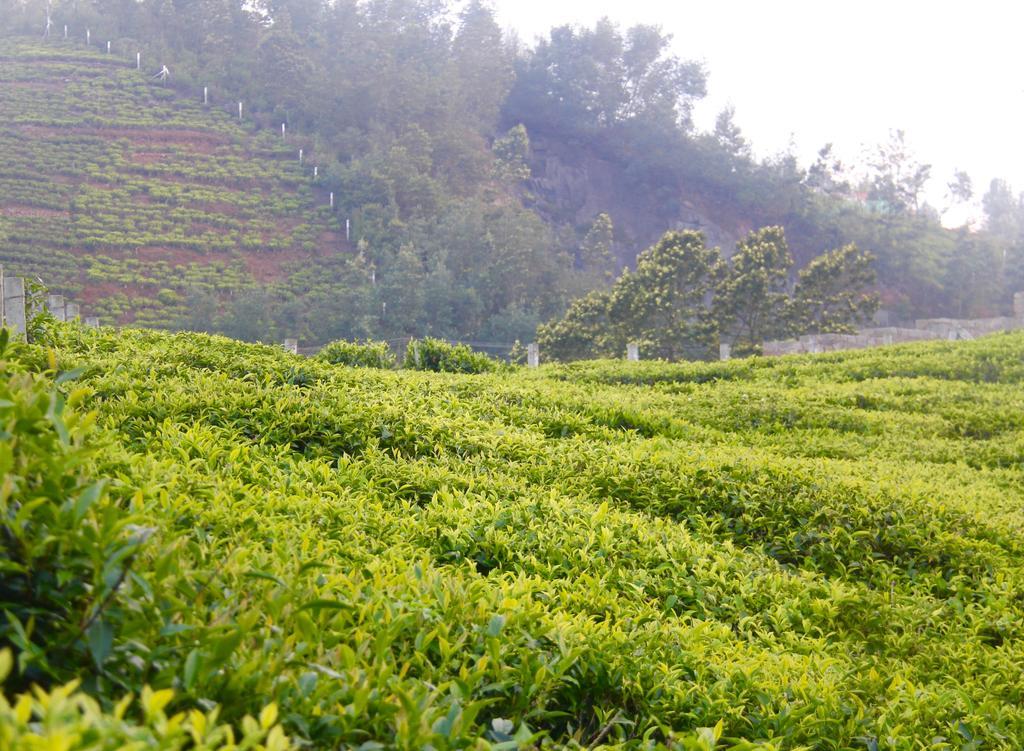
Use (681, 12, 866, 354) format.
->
(540, 227, 878, 361)
(0, 0, 1018, 347)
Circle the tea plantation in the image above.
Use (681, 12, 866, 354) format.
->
(0, 38, 344, 328)
(4, 323, 1024, 749)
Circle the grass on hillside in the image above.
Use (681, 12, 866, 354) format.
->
(3, 325, 1024, 749)
(0, 37, 342, 329)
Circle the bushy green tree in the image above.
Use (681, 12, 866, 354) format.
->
(579, 212, 615, 273)
(714, 226, 793, 355)
(790, 244, 879, 333)
(536, 289, 620, 362)
(608, 230, 724, 360)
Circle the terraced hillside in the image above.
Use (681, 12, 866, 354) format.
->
(0, 38, 345, 329)
(5, 324, 1024, 748)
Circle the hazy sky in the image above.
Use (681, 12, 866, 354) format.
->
(492, 0, 1023, 225)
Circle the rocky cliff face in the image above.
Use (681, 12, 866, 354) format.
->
(522, 134, 745, 267)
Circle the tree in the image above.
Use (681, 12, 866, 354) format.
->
(579, 213, 614, 273)
(453, 0, 513, 131)
(492, 124, 531, 182)
(982, 178, 1022, 241)
(713, 106, 749, 160)
(608, 230, 724, 359)
(503, 19, 706, 136)
(867, 130, 931, 214)
(714, 226, 793, 354)
(535, 289, 620, 361)
(790, 244, 879, 333)
(538, 230, 723, 361)
(805, 143, 850, 198)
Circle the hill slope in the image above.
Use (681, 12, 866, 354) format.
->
(4, 324, 1024, 748)
(0, 38, 344, 329)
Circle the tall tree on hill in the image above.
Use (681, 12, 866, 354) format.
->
(868, 129, 931, 214)
(713, 226, 793, 355)
(579, 213, 615, 274)
(503, 19, 706, 136)
(453, 1, 513, 132)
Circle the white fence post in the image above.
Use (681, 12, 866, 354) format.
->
(203, 86, 208, 105)
(626, 342, 639, 361)
(47, 294, 66, 321)
(719, 343, 731, 361)
(527, 343, 539, 368)
(3, 277, 26, 338)
(136, 52, 141, 69)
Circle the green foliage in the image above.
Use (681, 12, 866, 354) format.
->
(542, 227, 877, 362)
(3, 326, 1024, 746)
(0, 654, 290, 751)
(491, 124, 531, 182)
(713, 226, 794, 355)
(536, 288, 621, 362)
(579, 212, 615, 274)
(791, 244, 880, 333)
(315, 338, 395, 369)
(405, 337, 501, 373)
(608, 231, 724, 360)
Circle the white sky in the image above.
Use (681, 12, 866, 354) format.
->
(492, 0, 1024, 226)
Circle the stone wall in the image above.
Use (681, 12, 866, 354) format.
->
(759, 295, 1024, 358)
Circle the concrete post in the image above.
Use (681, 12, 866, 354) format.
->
(3, 277, 26, 338)
(283, 338, 298, 355)
(106, 41, 111, 54)
(63, 25, 67, 39)
(65, 302, 80, 321)
(298, 148, 303, 164)
(238, 101, 243, 119)
(86, 29, 90, 45)
(626, 342, 639, 361)
(1014, 291, 1024, 318)
(281, 123, 286, 138)
(136, 52, 140, 70)
(329, 192, 334, 209)
(47, 294, 66, 321)
(203, 86, 208, 105)
(85, 316, 100, 328)
(345, 218, 350, 241)
(313, 166, 318, 178)
(527, 343, 539, 368)
(719, 343, 731, 361)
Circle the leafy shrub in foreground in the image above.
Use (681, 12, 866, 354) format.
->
(0, 334, 157, 691)
(0, 651, 289, 751)
(405, 336, 501, 374)
(315, 338, 395, 369)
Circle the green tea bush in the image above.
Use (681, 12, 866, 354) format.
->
(0, 652, 290, 751)
(405, 336, 501, 374)
(4, 324, 1024, 748)
(315, 338, 395, 369)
